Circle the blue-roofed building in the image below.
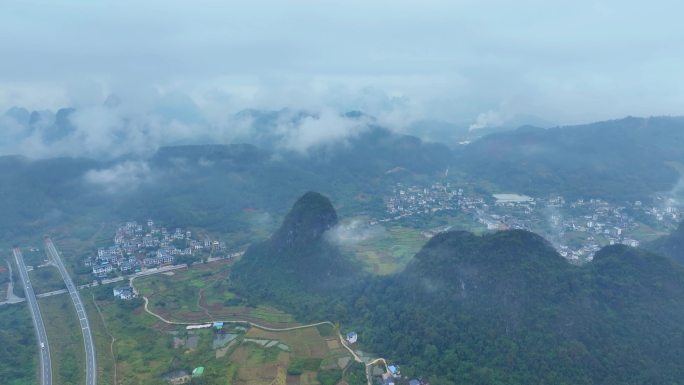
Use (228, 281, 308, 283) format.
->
(346, 331, 358, 344)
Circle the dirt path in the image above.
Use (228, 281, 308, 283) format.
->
(196, 288, 214, 320)
(91, 293, 118, 385)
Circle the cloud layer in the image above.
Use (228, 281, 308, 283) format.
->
(83, 161, 153, 193)
(1, 0, 684, 157)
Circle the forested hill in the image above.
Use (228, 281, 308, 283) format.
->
(457, 116, 684, 200)
(645, 221, 684, 264)
(230, 192, 362, 317)
(230, 192, 684, 384)
(358, 232, 684, 384)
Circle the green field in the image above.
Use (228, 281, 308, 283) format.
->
(0, 259, 8, 299)
(135, 261, 296, 327)
(20, 247, 49, 268)
(344, 226, 427, 275)
(82, 291, 117, 385)
(343, 212, 488, 276)
(40, 294, 86, 385)
(28, 266, 66, 295)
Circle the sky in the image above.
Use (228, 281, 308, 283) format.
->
(1, 0, 683, 157)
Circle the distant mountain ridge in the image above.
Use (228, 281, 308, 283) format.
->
(456, 116, 684, 200)
(3, 113, 684, 245)
(0, 123, 450, 244)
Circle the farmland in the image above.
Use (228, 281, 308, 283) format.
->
(134, 260, 297, 327)
(342, 226, 427, 275)
(84, 259, 361, 385)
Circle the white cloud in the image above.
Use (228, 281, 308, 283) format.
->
(278, 109, 370, 153)
(83, 161, 153, 194)
(469, 110, 508, 131)
(325, 219, 386, 246)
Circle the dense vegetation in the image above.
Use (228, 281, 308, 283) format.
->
(646, 220, 684, 264)
(0, 304, 37, 385)
(232, 192, 684, 384)
(231, 192, 362, 320)
(457, 116, 684, 200)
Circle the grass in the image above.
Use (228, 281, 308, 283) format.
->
(316, 324, 334, 337)
(345, 226, 427, 275)
(230, 343, 285, 385)
(28, 266, 66, 295)
(82, 291, 117, 385)
(39, 294, 86, 385)
(21, 248, 50, 267)
(0, 303, 37, 385)
(0, 257, 8, 299)
(135, 261, 296, 327)
(630, 223, 669, 242)
(8, 258, 24, 298)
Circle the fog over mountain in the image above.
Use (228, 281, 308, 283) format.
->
(2, 0, 684, 159)
(0, 104, 378, 158)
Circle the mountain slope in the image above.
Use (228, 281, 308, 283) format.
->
(0, 124, 452, 245)
(230, 192, 684, 385)
(458, 116, 684, 200)
(230, 192, 361, 318)
(645, 221, 684, 264)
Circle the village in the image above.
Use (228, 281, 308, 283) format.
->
(381, 182, 681, 262)
(83, 220, 229, 280)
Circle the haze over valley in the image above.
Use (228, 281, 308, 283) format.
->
(2, 2, 684, 385)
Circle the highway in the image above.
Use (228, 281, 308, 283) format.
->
(44, 238, 97, 385)
(13, 248, 52, 385)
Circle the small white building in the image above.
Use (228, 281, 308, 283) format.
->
(113, 286, 134, 300)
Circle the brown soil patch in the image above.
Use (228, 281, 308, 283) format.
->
(230, 346, 249, 365)
(287, 374, 301, 385)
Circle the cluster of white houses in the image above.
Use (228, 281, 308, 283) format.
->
(382, 182, 681, 262)
(84, 220, 225, 278)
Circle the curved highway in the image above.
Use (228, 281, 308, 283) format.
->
(13, 248, 52, 385)
(44, 238, 97, 385)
